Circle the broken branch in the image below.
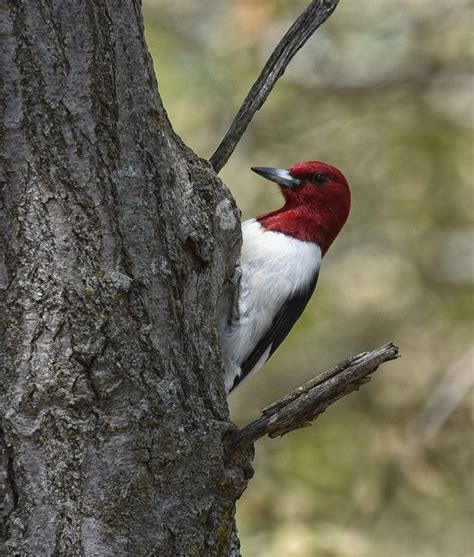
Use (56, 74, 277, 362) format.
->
(227, 343, 400, 455)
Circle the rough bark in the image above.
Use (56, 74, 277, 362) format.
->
(1, 1, 246, 555)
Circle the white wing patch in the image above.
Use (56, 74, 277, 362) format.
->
(221, 219, 321, 393)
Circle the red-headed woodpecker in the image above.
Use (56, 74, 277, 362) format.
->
(219, 161, 351, 393)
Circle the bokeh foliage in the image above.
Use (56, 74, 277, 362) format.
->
(144, 1, 473, 555)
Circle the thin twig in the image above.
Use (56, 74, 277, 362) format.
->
(210, 0, 340, 173)
(227, 343, 400, 456)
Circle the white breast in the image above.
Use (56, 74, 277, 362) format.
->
(220, 218, 321, 391)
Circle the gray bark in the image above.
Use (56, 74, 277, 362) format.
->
(1, 1, 248, 555)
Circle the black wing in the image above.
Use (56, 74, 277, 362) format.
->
(229, 271, 319, 392)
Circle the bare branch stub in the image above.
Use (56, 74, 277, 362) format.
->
(227, 343, 400, 456)
(210, 0, 340, 173)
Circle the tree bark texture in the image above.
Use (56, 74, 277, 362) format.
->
(1, 1, 246, 555)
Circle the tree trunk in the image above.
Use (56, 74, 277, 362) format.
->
(1, 1, 248, 555)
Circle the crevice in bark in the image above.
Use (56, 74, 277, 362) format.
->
(0, 428, 18, 541)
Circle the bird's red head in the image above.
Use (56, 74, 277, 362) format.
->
(251, 161, 351, 256)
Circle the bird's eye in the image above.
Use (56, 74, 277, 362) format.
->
(311, 172, 328, 185)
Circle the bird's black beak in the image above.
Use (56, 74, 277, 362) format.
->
(251, 167, 301, 189)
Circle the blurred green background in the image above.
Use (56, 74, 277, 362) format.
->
(143, 1, 473, 555)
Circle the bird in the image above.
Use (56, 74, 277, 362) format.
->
(219, 161, 351, 394)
